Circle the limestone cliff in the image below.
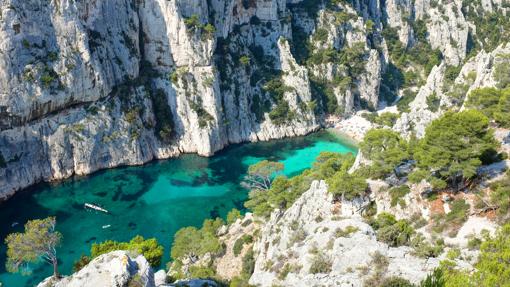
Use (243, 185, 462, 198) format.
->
(1, 0, 509, 199)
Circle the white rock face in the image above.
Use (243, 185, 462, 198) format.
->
(0, 1, 140, 126)
(1, 0, 508, 199)
(249, 181, 443, 286)
(394, 64, 445, 138)
(37, 251, 156, 287)
(0, 0, 323, 199)
(426, 2, 469, 66)
(394, 42, 510, 138)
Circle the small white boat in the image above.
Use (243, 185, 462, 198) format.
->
(84, 203, 109, 213)
(11, 222, 18, 227)
(102, 225, 111, 229)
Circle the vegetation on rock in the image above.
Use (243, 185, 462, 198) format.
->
(245, 152, 357, 217)
(412, 110, 498, 190)
(90, 235, 164, 267)
(5, 217, 62, 278)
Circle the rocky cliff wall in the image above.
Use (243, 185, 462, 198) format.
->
(1, 0, 509, 199)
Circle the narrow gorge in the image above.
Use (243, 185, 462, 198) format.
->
(1, 0, 510, 286)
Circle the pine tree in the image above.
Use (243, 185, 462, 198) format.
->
(5, 217, 62, 278)
(414, 110, 498, 190)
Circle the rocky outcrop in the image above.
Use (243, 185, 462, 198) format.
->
(394, 42, 510, 138)
(249, 181, 445, 286)
(37, 251, 157, 287)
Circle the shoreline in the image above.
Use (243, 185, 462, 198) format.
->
(326, 128, 360, 148)
(0, 126, 358, 204)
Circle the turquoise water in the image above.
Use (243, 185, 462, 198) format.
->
(0, 130, 356, 287)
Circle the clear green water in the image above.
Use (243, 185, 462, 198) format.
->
(0, 130, 356, 287)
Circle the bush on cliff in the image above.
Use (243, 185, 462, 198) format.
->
(369, 213, 415, 247)
(171, 218, 224, 264)
(438, 223, 510, 286)
(90, 235, 164, 267)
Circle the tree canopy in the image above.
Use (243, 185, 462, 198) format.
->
(413, 110, 498, 189)
(326, 170, 368, 201)
(5, 217, 62, 278)
(465, 87, 510, 128)
(360, 128, 409, 178)
(243, 160, 284, 190)
(171, 218, 224, 264)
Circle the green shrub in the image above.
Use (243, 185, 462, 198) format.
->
(309, 252, 332, 274)
(189, 99, 214, 128)
(241, 249, 255, 276)
(127, 274, 144, 287)
(494, 90, 510, 127)
(389, 185, 411, 207)
(326, 170, 368, 200)
(446, 248, 461, 260)
(420, 268, 445, 287)
(441, 223, 510, 285)
(432, 199, 470, 234)
(397, 90, 417, 113)
(171, 218, 224, 264)
(465, 88, 502, 119)
(232, 235, 252, 257)
(188, 265, 216, 278)
(371, 213, 415, 247)
(489, 172, 510, 219)
(0, 152, 6, 168)
(184, 14, 201, 30)
(269, 101, 293, 125)
(494, 59, 510, 89)
(363, 112, 400, 127)
(47, 51, 59, 62)
(183, 14, 216, 40)
(377, 220, 415, 247)
(233, 238, 244, 257)
(72, 255, 91, 272)
(334, 226, 359, 237)
(227, 209, 242, 225)
(364, 251, 390, 286)
(443, 65, 461, 86)
(91, 236, 164, 267)
(426, 92, 441, 112)
(377, 112, 400, 127)
(278, 263, 301, 280)
(40, 73, 55, 87)
(467, 235, 482, 250)
(239, 55, 251, 66)
(229, 276, 253, 287)
(22, 39, 30, 48)
(151, 89, 174, 143)
(380, 277, 414, 287)
(411, 234, 444, 258)
(202, 24, 216, 38)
